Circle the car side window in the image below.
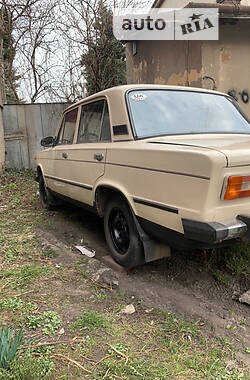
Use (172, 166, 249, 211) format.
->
(100, 102, 111, 141)
(57, 108, 78, 145)
(77, 100, 111, 143)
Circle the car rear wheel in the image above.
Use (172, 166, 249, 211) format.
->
(104, 196, 145, 267)
(38, 175, 58, 210)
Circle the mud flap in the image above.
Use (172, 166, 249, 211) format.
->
(132, 214, 171, 263)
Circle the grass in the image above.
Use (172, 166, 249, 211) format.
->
(0, 169, 249, 379)
(210, 243, 250, 276)
(0, 354, 53, 380)
(0, 265, 51, 290)
(40, 249, 57, 259)
(71, 310, 109, 332)
(211, 269, 230, 285)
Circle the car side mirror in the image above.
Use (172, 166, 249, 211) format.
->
(41, 136, 55, 147)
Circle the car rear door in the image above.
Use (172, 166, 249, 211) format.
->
(67, 99, 111, 205)
(56, 99, 111, 206)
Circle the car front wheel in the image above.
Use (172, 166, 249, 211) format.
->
(38, 175, 58, 210)
(104, 196, 145, 268)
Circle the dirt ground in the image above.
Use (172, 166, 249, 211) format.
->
(38, 202, 250, 368)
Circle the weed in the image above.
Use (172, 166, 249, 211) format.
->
(118, 291, 126, 300)
(84, 335, 97, 347)
(4, 249, 21, 262)
(212, 269, 229, 285)
(136, 297, 142, 304)
(26, 311, 61, 336)
(31, 346, 54, 355)
(24, 302, 38, 313)
(158, 312, 199, 337)
(96, 356, 172, 379)
(0, 353, 53, 380)
(41, 249, 57, 259)
(108, 343, 127, 355)
(0, 298, 23, 311)
(211, 243, 250, 275)
(95, 292, 107, 301)
(0, 326, 23, 369)
(72, 310, 109, 331)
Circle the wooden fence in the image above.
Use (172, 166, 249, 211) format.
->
(3, 103, 69, 170)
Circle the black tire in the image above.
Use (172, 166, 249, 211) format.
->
(38, 175, 58, 210)
(104, 195, 145, 268)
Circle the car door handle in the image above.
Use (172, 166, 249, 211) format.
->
(94, 153, 104, 162)
(62, 152, 68, 159)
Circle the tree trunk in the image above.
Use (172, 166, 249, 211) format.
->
(0, 22, 5, 173)
(0, 103, 4, 173)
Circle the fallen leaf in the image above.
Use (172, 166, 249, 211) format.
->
(145, 308, 154, 314)
(58, 328, 65, 335)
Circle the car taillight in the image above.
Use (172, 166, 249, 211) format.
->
(224, 175, 250, 200)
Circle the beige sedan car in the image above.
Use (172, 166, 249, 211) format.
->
(36, 84, 250, 267)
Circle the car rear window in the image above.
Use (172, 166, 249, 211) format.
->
(127, 90, 250, 139)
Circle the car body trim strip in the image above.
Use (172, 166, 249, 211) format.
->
(40, 159, 209, 180)
(133, 197, 178, 214)
(107, 162, 210, 180)
(45, 175, 92, 190)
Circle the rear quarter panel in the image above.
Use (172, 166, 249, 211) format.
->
(95, 142, 227, 234)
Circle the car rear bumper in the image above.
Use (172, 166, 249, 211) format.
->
(182, 216, 250, 245)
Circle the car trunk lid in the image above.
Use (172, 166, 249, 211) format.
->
(148, 134, 250, 167)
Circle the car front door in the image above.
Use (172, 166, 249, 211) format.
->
(45, 106, 79, 199)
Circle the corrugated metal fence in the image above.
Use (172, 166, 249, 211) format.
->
(3, 103, 69, 170)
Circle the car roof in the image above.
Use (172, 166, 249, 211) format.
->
(64, 84, 227, 113)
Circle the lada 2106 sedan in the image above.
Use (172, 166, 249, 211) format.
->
(36, 85, 250, 267)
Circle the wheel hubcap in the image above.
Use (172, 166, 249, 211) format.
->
(109, 208, 130, 254)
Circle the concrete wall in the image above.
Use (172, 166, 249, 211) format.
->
(127, 40, 202, 87)
(126, 18, 250, 117)
(3, 103, 69, 170)
(202, 19, 250, 116)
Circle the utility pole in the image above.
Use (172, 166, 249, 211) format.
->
(0, 8, 6, 173)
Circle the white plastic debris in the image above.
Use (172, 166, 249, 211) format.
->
(75, 245, 95, 258)
(121, 304, 136, 315)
